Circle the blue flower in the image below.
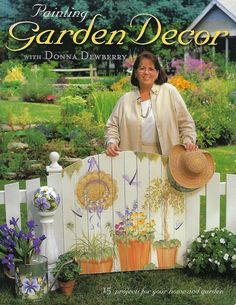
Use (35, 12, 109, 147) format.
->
(22, 277, 40, 295)
(40, 235, 46, 241)
(9, 217, 19, 227)
(1, 254, 14, 269)
(27, 220, 35, 230)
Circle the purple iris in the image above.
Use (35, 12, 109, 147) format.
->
(1, 254, 14, 269)
(33, 238, 41, 253)
(27, 220, 35, 230)
(9, 217, 19, 227)
(22, 277, 40, 295)
(40, 235, 46, 241)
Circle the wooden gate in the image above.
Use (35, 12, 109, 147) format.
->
(61, 151, 186, 272)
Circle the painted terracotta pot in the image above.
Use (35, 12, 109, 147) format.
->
(59, 280, 75, 296)
(156, 246, 178, 269)
(81, 257, 113, 274)
(117, 240, 151, 271)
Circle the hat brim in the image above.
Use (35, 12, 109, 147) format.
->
(169, 145, 215, 189)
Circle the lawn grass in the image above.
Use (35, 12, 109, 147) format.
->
(0, 100, 61, 124)
(205, 145, 236, 181)
(1, 269, 236, 305)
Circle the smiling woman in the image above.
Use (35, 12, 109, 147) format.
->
(105, 51, 197, 157)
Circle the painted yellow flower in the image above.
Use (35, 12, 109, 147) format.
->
(138, 219, 145, 225)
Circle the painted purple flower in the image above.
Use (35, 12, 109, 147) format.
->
(22, 277, 40, 295)
(56, 194, 60, 205)
(39, 197, 50, 210)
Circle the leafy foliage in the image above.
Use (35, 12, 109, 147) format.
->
(72, 232, 114, 261)
(88, 90, 124, 125)
(0, 217, 46, 268)
(182, 78, 236, 147)
(187, 227, 236, 274)
(53, 250, 81, 282)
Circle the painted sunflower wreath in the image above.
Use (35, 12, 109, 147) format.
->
(76, 171, 118, 212)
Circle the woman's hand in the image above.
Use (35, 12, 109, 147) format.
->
(184, 142, 198, 152)
(105, 143, 121, 157)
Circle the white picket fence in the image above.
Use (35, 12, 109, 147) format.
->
(0, 151, 236, 272)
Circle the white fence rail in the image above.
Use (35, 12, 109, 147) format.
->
(0, 151, 236, 273)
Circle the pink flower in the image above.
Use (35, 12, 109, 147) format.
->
(47, 95, 56, 101)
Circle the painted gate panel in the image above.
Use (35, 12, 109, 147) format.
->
(61, 151, 186, 273)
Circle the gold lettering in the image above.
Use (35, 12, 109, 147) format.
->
(5, 21, 39, 51)
(194, 31, 210, 45)
(91, 29, 107, 44)
(35, 30, 55, 44)
(209, 30, 229, 45)
(178, 30, 194, 45)
(55, 30, 74, 44)
(106, 30, 126, 45)
(73, 14, 102, 45)
(162, 30, 177, 45)
(130, 14, 161, 45)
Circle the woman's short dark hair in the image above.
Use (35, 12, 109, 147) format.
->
(131, 51, 168, 87)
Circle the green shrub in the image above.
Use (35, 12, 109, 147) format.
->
(23, 129, 47, 158)
(187, 227, 236, 275)
(0, 151, 28, 179)
(183, 78, 236, 147)
(88, 90, 124, 125)
(21, 77, 55, 103)
(0, 60, 22, 80)
(43, 139, 76, 157)
(99, 75, 125, 90)
(0, 132, 15, 153)
(20, 63, 57, 103)
(60, 96, 87, 125)
(59, 83, 106, 100)
(0, 81, 22, 100)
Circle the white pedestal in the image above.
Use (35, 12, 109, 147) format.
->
(39, 210, 59, 290)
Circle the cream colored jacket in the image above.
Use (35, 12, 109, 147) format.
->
(105, 83, 196, 156)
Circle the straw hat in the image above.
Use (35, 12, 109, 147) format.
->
(168, 145, 215, 192)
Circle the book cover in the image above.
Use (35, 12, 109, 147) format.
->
(0, 1, 236, 305)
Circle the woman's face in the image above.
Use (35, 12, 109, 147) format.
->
(135, 58, 159, 89)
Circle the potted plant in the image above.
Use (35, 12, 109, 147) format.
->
(72, 232, 114, 274)
(106, 201, 156, 271)
(0, 217, 47, 300)
(143, 178, 184, 269)
(52, 250, 81, 296)
(153, 239, 181, 269)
